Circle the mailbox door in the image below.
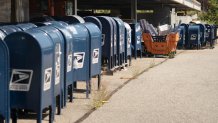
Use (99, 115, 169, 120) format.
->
(5, 30, 54, 111)
(83, 23, 102, 77)
(68, 24, 90, 81)
(0, 40, 10, 122)
(36, 26, 65, 97)
(48, 22, 74, 87)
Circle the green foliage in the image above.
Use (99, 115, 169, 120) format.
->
(199, 0, 218, 25)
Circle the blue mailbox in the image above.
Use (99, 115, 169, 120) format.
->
(0, 40, 10, 123)
(124, 22, 132, 66)
(130, 23, 142, 59)
(16, 23, 37, 31)
(196, 24, 206, 46)
(83, 23, 102, 89)
(5, 29, 55, 123)
(113, 17, 125, 67)
(67, 24, 90, 98)
(36, 26, 65, 115)
(178, 25, 186, 48)
(207, 24, 216, 48)
(84, 16, 102, 31)
(97, 16, 114, 73)
(62, 15, 85, 24)
(188, 25, 201, 49)
(44, 21, 74, 105)
(180, 24, 189, 48)
(108, 17, 118, 68)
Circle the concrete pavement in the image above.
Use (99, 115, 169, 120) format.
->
(82, 47, 218, 123)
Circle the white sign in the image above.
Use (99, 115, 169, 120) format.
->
(92, 48, 99, 64)
(137, 36, 141, 44)
(44, 68, 52, 91)
(191, 34, 197, 40)
(67, 54, 72, 72)
(55, 44, 61, 85)
(73, 52, 85, 69)
(10, 69, 33, 91)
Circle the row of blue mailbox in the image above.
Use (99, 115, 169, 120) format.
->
(178, 23, 218, 49)
(0, 16, 143, 123)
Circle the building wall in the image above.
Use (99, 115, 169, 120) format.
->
(0, 0, 11, 22)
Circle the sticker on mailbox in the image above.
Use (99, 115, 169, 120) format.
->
(92, 48, 99, 64)
(190, 34, 197, 40)
(67, 54, 72, 72)
(44, 68, 52, 91)
(55, 44, 61, 85)
(73, 52, 85, 69)
(137, 36, 141, 44)
(10, 69, 33, 91)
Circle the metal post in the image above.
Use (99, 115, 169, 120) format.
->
(131, 0, 137, 22)
(74, 0, 77, 15)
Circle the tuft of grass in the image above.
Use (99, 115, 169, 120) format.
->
(90, 83, 109, 109)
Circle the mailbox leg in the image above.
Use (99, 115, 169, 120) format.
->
(0, 116, 4, 123)
(37, 111, 42, 123)
(98, 74, 101, 90)
(57, 95, 61, 115)
(49, 106, 53, 123)
(69, 85, 73, 102)
(129, 56, 132, 66)
(140, 49, 142, 58)
(11, 109, 18, 123)
(86, 80, 90, 99)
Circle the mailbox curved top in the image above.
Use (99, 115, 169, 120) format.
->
(36, 25, 65, 45)
(83, 23, 101, 38)
(124, 22, 131, 31)
(47, 21, 73, 45)
(67, 24, 89, 39)
(84, 16, 102, 31)
(44, 21, 68, 27)
(0, 25, 22, 35)
(0, 30, 6, 40)
(5, 30, 53, 52)
(16, 23, 37, 31)
(62, 15, 85, 24)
